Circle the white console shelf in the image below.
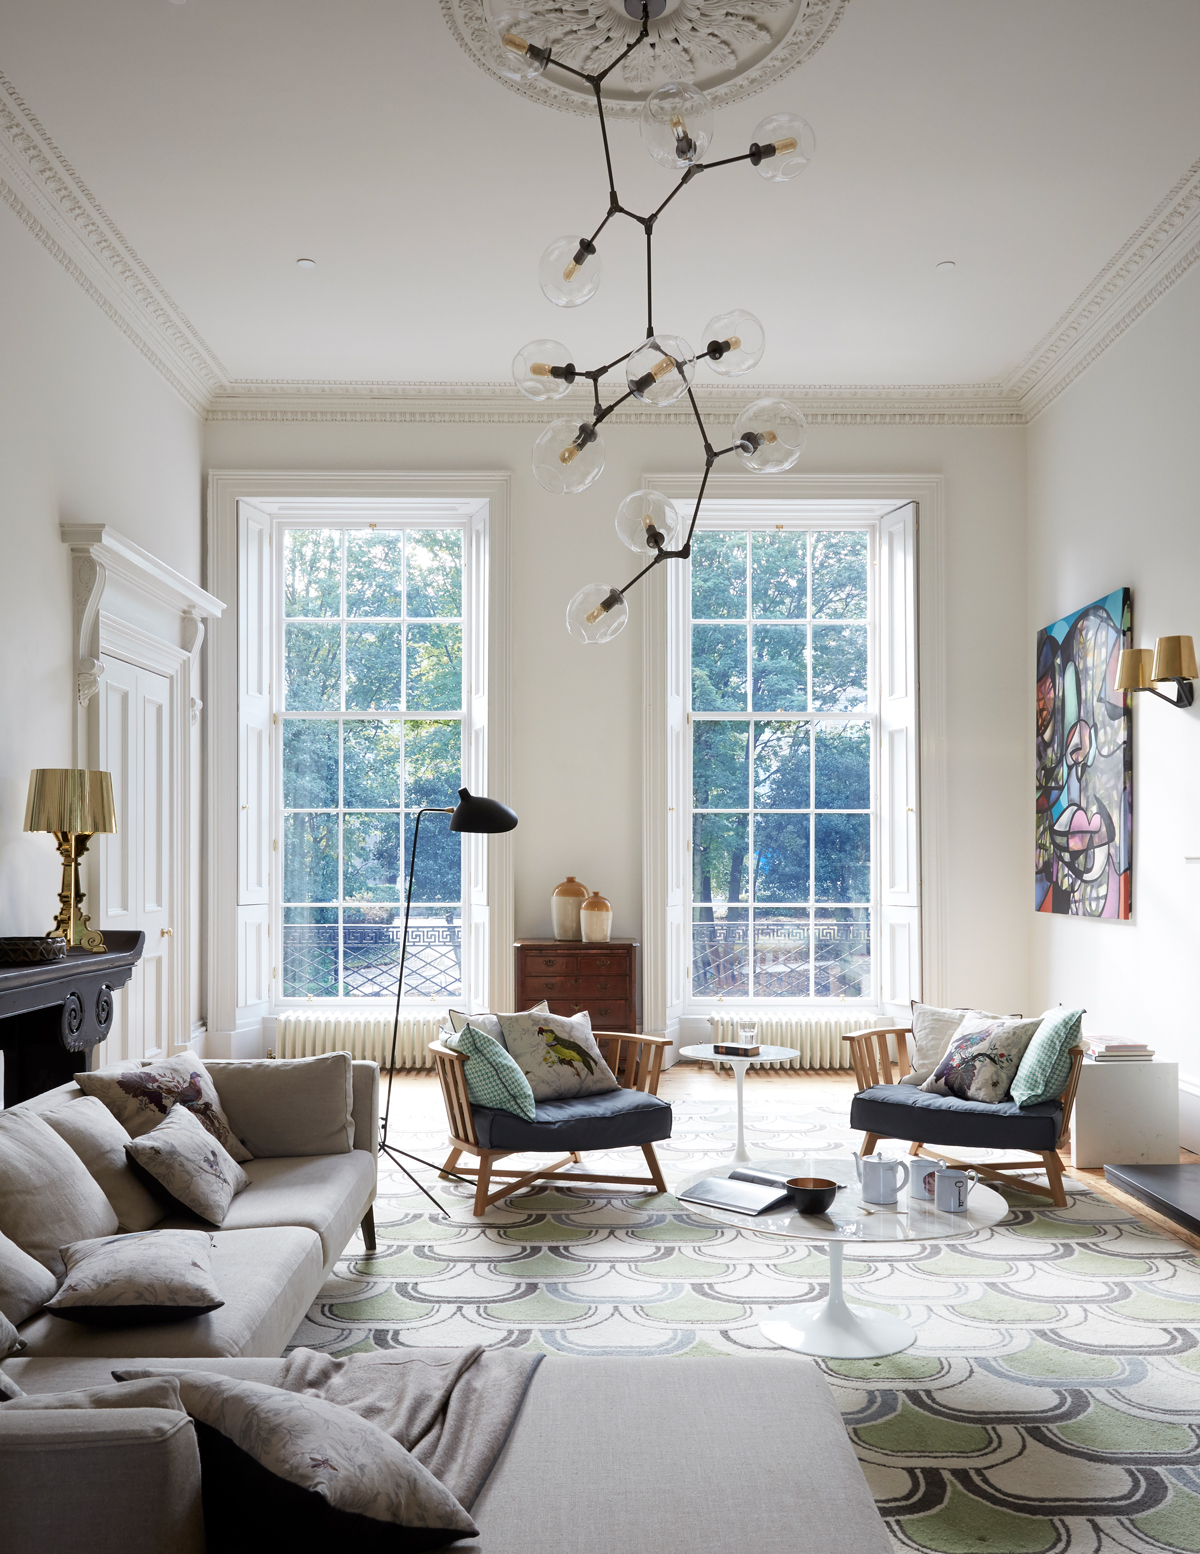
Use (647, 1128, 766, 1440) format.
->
(1072, 1060, 1180, 1169)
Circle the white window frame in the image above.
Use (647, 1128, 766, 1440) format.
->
(205, 473, 512, 1055)
(642, 473, 948, 1051)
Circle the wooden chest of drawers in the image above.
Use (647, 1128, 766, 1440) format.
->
(514, 938, 640, 1033)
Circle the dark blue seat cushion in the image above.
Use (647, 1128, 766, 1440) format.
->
(850, 1084, 1062, 1152)
(472, 1087, 672, 1152)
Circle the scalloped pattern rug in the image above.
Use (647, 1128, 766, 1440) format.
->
(290, 1087, 1200, 1553)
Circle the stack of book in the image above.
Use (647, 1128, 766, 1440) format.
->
(712, 1041, 760, 1057)
(1088, 1041, 1155, 1062)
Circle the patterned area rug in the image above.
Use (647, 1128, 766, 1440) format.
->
(291, 1084, 1200, 1554)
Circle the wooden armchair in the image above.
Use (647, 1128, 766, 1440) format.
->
(430, 1031, 672, 1215)
(842, 1027, 1086, 1209)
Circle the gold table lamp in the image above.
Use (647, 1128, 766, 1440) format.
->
(23, 769, 117, 952)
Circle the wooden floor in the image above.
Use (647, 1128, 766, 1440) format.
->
(387, 1063, 1200, 1252)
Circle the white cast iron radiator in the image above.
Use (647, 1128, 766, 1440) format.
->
(273, 1013, 443, 1070)
(705, 1015, 881, 1070)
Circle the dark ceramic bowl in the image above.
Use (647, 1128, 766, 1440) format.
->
(786, 1177, 838, 1215)
(0, 937, 66, 965)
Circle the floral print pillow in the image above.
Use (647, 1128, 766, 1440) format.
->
(45, 1230, 223, 1326)
(497, 1010, 619, 1102)
(77, 1053, 252, 1162)
(125, 1105, 250, 1226)
(920, 1014, 1043, 1104)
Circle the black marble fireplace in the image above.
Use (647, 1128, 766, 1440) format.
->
(0, 932, 145, 1104)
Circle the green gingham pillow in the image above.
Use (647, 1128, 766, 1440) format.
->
(1010, 1007, 1085, 1107)
(442, 1023, 537, 1121)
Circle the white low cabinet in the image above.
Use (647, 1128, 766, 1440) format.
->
(1071, 1061, 1180, 1169)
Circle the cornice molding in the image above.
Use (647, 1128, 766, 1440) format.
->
(0, 70, 226, 417)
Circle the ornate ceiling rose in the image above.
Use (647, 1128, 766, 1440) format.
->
(440, 0, 848, 116)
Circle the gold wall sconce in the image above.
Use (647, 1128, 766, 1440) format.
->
(1116, 635, 1197, 708)
(23, 769, 117, 952)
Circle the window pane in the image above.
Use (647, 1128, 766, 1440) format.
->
(753, 722, 810, 809)
(811, 624, 867, 710)
(752, 625, 807, 711)
(285, 623, 341, 711)
(343, 720, 403, 808)
(346, 626, 405, 711)
(691, 531, 746, 619)
(814, 814, 870, 901)
(284, 813, 339, 902)
(693, 722, 749, 810)
(753, 813, 810, 903)
(345, 531, 404, 618)
(407, 623, 463, 712)
(407, 531, 463, 618)
(692, 906, 749, 998)
(754, 909, 810, 998)
(343, 812, 402, 901)
(341, 908, 403, 1000)
(405, 815, 462, 904)
(692, 625, 747, 711)
(815, 908, 871, 997)
(811, 532, 868, 620)
(400, 912, 463, 998)
(405, 720, 462, 810)
(693, 813, 749, 907)
(283, 720, 338, 809)
(282, 921, 338, 998)
(752, 532, 807, 620)
(284, 906, 338, 923)
(814, 721, 870, 809)
(284, 530, 341, 618)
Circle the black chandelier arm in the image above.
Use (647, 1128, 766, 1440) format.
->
(591, 387, 637, 428)
(685, 386, 715, 458)
(592, 9, 652, 87)
(645, 228, 654, 336)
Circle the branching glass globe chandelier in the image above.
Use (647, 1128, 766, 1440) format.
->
(495, 1, 816, 645)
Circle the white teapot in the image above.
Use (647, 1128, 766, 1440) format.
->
(854, 1151, 910, 1205)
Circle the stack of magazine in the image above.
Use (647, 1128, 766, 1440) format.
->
(1087, 1041, 1154, 1062)
(680, 1169, 810, 1216)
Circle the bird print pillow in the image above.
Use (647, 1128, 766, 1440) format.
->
(77, 1053, 252, 1161)
(919, 1013, 1042, 1104)
(124, 1104, 250, 1226)
(497, 1011, 620, 1103)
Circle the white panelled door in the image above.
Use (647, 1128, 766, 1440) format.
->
(96, 655, 173, 1062)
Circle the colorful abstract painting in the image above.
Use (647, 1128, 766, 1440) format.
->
(1036, 587, 1132, 917)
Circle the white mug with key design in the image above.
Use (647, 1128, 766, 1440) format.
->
(935, 1167, 978, 1213)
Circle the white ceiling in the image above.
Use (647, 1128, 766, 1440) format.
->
(3, 0, 1200, 391)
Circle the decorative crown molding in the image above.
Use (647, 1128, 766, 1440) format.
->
(439, 0, 847, 117)
(0, 69, 227, 417)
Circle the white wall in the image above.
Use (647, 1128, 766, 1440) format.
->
(204, 413, 1029, 1015)
(0, 212, 203, 943)
(1027, 262, 1200, 1144)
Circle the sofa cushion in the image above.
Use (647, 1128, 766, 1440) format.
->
(0, 1375, 184, 1414)
(447, 1001, 548, 1051)
(851, 1083, 1063, 1152)
(15, 1226, 324, 1360)
(903, 1002, 977, 1086)
(497, 1010, 619, 1103)
(156, 1151, 376, 1269)
(472, 1088, 672, 1153)
(0, 1307, 24, 1364)
(920, 1013, 1042, 1103)
(42, 1096, 164, 1233)
(76, 1054, 252, 1161)
(0, 1229, 59, 1328)
(126, 1105, 250, 1226)
(1010, 1006, 1086, 1106)
(204, 1053, 356, 1158)
(0, 1109, 119, 1279)
(443, 1024, 537, 1120)
(46, 1231, 223, 1328)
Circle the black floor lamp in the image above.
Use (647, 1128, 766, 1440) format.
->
(379, 786, 518, 1213)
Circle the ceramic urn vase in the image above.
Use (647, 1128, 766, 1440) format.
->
(551, 876, 589, 940)
(580, 889, 613, 943)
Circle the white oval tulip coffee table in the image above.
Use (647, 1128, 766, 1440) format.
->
(677, 1154, 1010, 1359)
(677, 1043, 797, 1163)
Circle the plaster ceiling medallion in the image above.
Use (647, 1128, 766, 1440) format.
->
(441, 0, 848, 116)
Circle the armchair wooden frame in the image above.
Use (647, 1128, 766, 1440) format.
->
(843, 1028, 1086, 1210)
(430, 1032, 671, 1216)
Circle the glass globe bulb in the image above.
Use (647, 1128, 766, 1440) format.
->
(538, 234, 602, 308)
(733, 398, 807, 472)
(640, 82, 714, 170)
(626, 334, 696, 406)
(615, 489, 682, 555)
(701, 309, 765, 377)
(532, 418, 606, 495)
(513, 339, 576, 401)
(489, 8, 552, 83)
(750, 113, 816, 182)
(566, 584, 628, 645)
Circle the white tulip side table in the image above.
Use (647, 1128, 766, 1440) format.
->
(677, 1043, 797, 1164)
(677, 1154, 1010, 1358)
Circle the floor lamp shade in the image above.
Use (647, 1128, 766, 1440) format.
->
(448, 787, 518, 834)
(24, 769, 117, 836)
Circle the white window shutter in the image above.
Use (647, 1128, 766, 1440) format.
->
(236, 501, 271, 1021)
(878, 503, 921, 1015)
(664, 558, 688, 1030)
(464, 505, 490, 1011)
